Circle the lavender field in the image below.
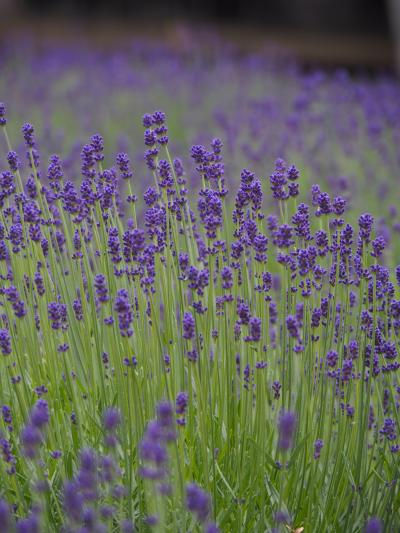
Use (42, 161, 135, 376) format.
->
(0, 38, 399, 532)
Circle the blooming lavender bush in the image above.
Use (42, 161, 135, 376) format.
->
(0, 41, 399, 531)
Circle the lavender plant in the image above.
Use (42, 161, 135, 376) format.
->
(0, 94, 399, 533)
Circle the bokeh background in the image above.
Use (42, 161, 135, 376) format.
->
(2, 0, 400, 252)
(0, 0, 396, 69)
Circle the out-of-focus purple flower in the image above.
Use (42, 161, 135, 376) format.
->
(139, 400, 175, 481)
(0, 500, 10, 530)
(274, 510, 289, 524)
(21, 425, 42, 459)
(103, 407, 121, 432)
(278, 411, 296, 450)
(186, 483, 211, 523)
(364, 517, 383, 533)
(30, 399, 49, 429)
(313, 439, 324, 459)
(50, 450, 62, 459)
(16, 511, 40, 533)
(103, 407, 121, 448)
(63, 480, 84, 523)
(205, 523, 220, 533)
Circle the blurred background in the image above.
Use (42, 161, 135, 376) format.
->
(0, 0, 398, 70)
(2, 0, 400, 237)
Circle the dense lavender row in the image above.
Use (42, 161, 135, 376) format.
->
(0, 76, 399, 530)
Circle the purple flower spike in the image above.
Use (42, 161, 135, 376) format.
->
(114, 289, 133, 338)
(90, 133, 104, 162)
(359, 213, 374, 242)
(7, 151, 20, 172)
(270, 158, 288, 201)
(0, 500, 10, 530)
(0, 329, 12, 356)
(103, 407, 121, 432)
(0, 102, 6, 126)
(371, 236, 386, 258)
(245, 316, 261, 342)
(30, 399, 49, 429)
(22, 123, 35, 148)
(182, 312, 196, 340)
(94, 274, 109, 303)
(206, 523, 220, 533)
(116, 152, 133, 180)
